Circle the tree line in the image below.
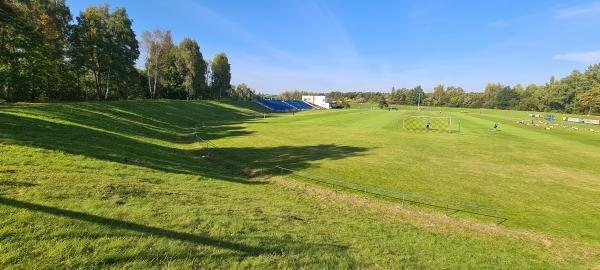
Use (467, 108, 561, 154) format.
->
(279, 64, 600, 114)
(1, 1, 256, 102)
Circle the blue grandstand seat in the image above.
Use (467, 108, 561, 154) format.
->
(256, 99, 297, 112)
(284, 100, 313, 110)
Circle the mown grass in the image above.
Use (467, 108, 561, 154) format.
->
(0, 100, 598, 269)
(216, 106, 600, 241)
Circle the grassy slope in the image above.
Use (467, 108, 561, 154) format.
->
(0, 100, 598, 269)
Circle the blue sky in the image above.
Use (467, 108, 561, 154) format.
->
(66, 0, 600, 93)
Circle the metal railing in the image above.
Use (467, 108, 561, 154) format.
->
(189, 124, 507, 224)
(275, 166, 508, 224)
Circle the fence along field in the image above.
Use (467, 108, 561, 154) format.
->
(193, 125, 506, 224)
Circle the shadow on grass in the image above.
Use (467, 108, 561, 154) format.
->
(0, 180, 38, 187)
(0, 104, 369, 184)
(12, 101, 264, 144)
(0, 197, 252, 255)
(207, 145, 369, 175)
(0, 196, 349, 259)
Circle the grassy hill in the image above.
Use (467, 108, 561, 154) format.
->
(0, 100, 598, 269)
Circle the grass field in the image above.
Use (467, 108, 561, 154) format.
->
(1, 100, 599, 269)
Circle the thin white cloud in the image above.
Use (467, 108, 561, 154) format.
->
(486, 20, 508, 27)
(556, 2, 600, 18)
(553, 51, 600, 65)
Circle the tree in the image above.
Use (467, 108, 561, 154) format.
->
(406, 86, 425, 105)
(210, 52, 231, 99)
(176, 38, 207, 100)
(482, 83, 503, 108)
(141, 29, 174, 99)
(1, 0, 73, 101)
(388, 87, 408, 104)
(105, 7, 139, 99)
(431, 84, 448, 106)
(70, 5, 138, 100)
(231, 83, 255, 100)
(579, 85, 600, 115)
(378, 95, 388, 109)
(446, 86, 465, 107)
(495, 86, 519, 109)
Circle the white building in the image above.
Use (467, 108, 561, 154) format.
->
(302, 95, 331, 109)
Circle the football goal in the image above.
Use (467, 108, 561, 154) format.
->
(402, 116, 452, 133)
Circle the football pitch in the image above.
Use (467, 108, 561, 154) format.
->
(0, 100, 598, 269)
(216, 104, 600, 243)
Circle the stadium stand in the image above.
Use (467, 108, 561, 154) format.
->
(285, 100, 313, 110)
(256, 99, 296, 112)
(255, 99, 314, 112)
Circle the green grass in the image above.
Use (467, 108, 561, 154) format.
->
(1, 100, 598, 269)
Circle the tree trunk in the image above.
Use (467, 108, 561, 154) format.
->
(3, 84, 7, 100)
(105, 71, 110, 100)
(147, 66, 152, 98)
(152, 51, 160, 99)
(93, 46, 102, 100)
(92, 70, 101, 101)
(153, 65, 159, 99)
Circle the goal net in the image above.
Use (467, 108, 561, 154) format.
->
(403, 116, 451, 133)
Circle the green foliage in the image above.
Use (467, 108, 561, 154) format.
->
(210, 52, 231, 99)
(230, 83, 256, 100)
(176, 38, 208, 100)
(579, 85, 600, 115)
(0, 0, 75, 102)
(70, 5, 140, 100)
(406, 86, 425, 105)
(377, 95, 388, 108)
(0, 2, 233, 103)
(339, 64, 600, 114)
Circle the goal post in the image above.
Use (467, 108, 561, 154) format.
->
(402, 116, 452, 133)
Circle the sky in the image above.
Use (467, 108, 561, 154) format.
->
(66, 0, 600, 93)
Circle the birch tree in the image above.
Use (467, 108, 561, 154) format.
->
(141, 29, 172, 99)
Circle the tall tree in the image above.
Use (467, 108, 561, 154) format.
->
(176, 38, 207, 100)
(482, 83, 503, 108)
(431, 84, 448, 106)
(105, 7, 139, 99)
(446, 86, 465, 107)
(1, 0, 73, 101)
(70, 5, 138, 100)
(406, 86, 425, 105)
(495, 86, 519, 109)
(141, 29, 173, 99)
(579, 85, 600, 115)
(70, 5, 110, 100)
(210, 52, 231, 99)
(377, 95, 388, 108)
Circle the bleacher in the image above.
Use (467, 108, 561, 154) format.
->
(256, 99, 296, 112)
(255, 99, 313, 112)
(285, 100, 313, 110)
